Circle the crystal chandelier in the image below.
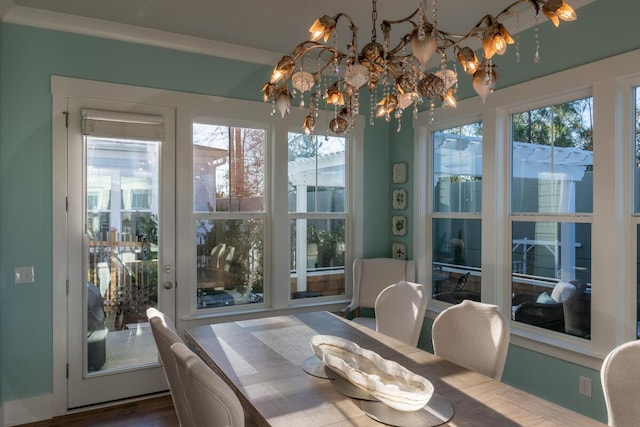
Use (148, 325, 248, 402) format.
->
(262, 0, 577, 135)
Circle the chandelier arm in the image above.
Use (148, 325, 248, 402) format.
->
(387, 55, 424, 78)
(328, 12, 360, 59)
(386, 34, 415, 57)
(380, 8, 422, 27)
(332, 12, 357, 30)
(434, 27, 486, 48)
(495, 0, 539, 20)
(291, 41, 346, 62)
(420, 16, 497, 54)
(381, 0, 536, 56)
(298, 47, 351, 79)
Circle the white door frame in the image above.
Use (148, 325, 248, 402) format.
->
(52, 76, 176, 412)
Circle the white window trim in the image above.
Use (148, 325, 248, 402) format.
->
(414, 48, 640, 369)
(174, 92, 362, 319)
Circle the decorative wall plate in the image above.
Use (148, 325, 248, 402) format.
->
(392, 242, 407, 260)
(392, 189, 408, 210)
(393, 162, 408, 184)
(392, 215, 407, 236)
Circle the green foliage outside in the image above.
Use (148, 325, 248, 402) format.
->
(307, 222, 345, 268)
(200, 219, 264, 293)
(512, 97, 593, 150)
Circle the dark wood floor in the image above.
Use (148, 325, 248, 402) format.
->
(18, 395, 179, 427)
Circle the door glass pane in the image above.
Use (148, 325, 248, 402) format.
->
(85, 137, 159, 372)
(511, 221, 591, 339)
(635, 87, 640, 339)
(196, 219, 264, 308)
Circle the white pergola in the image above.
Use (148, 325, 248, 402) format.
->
(288, 144, 346, 292)
(433, 132, 594, 280)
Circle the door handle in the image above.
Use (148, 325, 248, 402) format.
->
(163, 281, 174, 290)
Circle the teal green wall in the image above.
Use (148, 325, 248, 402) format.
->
(429, 0, 640, 102)
(393, 0, 640, 423)
(416, 318, 607, 421)
(0, 0, 637, 422)
(0, 23, 391, 402)
(503, 345, 604, 420)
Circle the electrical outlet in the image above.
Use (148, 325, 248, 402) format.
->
(579, 376, 592, 397)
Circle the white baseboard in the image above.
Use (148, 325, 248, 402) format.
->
(2, 394, 53, 427)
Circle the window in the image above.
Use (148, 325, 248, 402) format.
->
(174, 97, 359, 318)
(193, 123, 266, 309)
(82, 110, 163, 338)
(288, 132, 347, 300)
(431, 123, 482, 303)
(510, 97, 593, 339)
(414, 51, 640, 365)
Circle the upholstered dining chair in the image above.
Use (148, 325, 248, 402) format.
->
(373, 281, 428, 346)
(171, 342, 246, 427)
(601, 340, 640, 426)
(432, 299, 511, 380)
(343, 257, 416, 328)
(146, 307, 193, 427)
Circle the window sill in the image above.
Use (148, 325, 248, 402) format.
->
(180, 298, 351, 323)
(509, 326, 605, 370)
(426, 306, 605, 370)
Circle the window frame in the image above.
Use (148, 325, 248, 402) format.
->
(428, 120, 484, 304)
(508, 95, 594, 341)
(186, 116, 270, 314)
(414, 49, 640, 369)
(175, 96, 362, 320)
(287, 131, 350, 303)
(629, 81, 640, 342)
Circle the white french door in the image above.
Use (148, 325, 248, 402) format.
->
(61, 94, 176, 408)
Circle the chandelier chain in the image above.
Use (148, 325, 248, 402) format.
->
(371, 0, 378, 42)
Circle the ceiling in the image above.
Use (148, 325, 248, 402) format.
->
(0, 0, 593, 64)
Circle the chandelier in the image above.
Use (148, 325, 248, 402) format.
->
(261, 0, 577, 135)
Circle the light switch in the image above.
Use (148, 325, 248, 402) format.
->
(14, 266, 35, 284)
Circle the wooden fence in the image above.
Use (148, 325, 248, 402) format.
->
(87, 228, 157, 330)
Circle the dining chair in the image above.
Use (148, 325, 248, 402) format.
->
(146, 307, 194, 427)
(171, 342, 246, 427)
(601, 340, 640, 426)
(343, 257, 416, 328)
(374, 281, 428, 346)
(432, 299, 510, 380)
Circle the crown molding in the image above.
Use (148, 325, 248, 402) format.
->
(2, 5, 283, 65)
(0, 0, 13, 19)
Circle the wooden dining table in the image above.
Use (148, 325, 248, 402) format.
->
(184, 311, 604, 427)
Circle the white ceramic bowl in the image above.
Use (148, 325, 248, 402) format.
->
(310, 334, 434, 411)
